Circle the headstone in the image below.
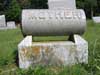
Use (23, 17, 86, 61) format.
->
(18, 0, 88, 69)
(0, 15, 6, 27)
(7, 21, 16, 29)
(48, 0, 76, 9)
(93, 16, 100, 23)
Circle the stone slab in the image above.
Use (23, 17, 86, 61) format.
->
(48, 0, 76, 9)
(93, 16, 100, 23)
(22, 9, 86, 36)
(7, 21, 16, 29)
(18, 35, 88, 69)
(0, 15, 6, 27)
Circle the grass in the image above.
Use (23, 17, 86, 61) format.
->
(33, 36, 68, 42)
(0, 20, 100, 75)
(0, 29, 23, 68)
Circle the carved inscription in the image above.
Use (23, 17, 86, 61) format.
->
(28, 10, 81, 20)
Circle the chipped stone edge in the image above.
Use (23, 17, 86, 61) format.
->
(18, 36, 32, 68)
(74, 35, 88, 64)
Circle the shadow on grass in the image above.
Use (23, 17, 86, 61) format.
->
(13, 49, 19, 67)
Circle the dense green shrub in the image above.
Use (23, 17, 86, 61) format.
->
(6, 0, 21, 22)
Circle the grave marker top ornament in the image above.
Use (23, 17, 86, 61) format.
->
(48, 0, 76, 9)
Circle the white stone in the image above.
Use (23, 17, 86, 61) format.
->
(18, 36, 32, 48)
(18, 36, 32, 69)
(18, 35, 88, 69)
(48, 0, 76, 9)
(93, 16, 100, 23)
(0, 15, 6, 27)
(7, 21, 16, 29)
(74, 35, 88, 63)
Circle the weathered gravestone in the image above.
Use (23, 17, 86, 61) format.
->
(0, 15, 17, 30)
(7, 21, 16, 29)
(18, 0, 88, 69)
(0, 15, 6, 27)
(93, 16, 100, 23)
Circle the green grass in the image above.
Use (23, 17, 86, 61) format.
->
(0, 29, 23, 68)
(33, 36, 68, 42)
(0, 20, 100, 75)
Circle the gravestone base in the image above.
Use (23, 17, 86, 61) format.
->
(0, 27, 7, 30)
(18, 35, 88, 69)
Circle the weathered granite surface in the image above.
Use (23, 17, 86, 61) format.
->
(18, 35, 88, 69)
